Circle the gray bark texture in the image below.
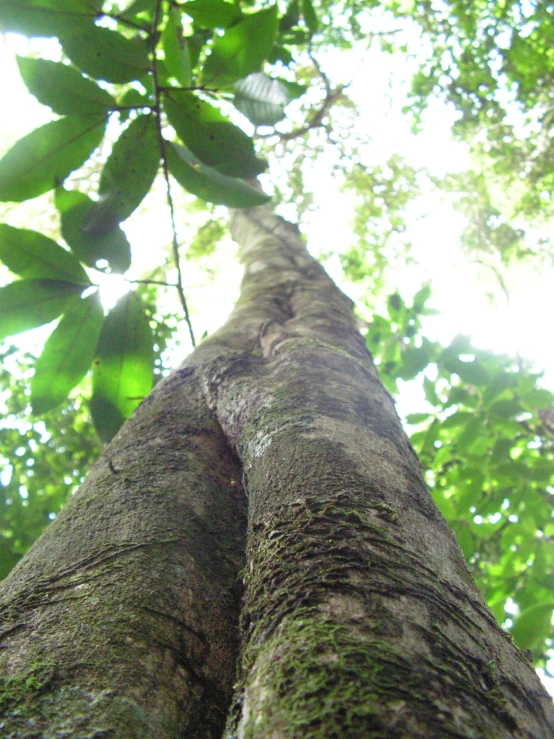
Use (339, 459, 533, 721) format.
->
(1, 204, 553, 739)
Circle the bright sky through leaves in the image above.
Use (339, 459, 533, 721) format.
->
(0, 30, 552, 390)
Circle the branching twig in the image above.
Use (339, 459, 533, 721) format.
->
(260, 48, 350, 144)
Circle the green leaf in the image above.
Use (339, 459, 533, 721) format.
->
(31, 291, 104, 414)
(91, 291, 154, 443)
(164, 90, 266, 178)
(456, 527, 475, 560)
(117, 88, 152, 123)
(0, 0, 100, 37)
(441, 411, 474, 429)
(387, 292, 404, 316)
(0, 116, 106, 202)
(489, 398, 526, 418)
(523, 388, 554, 410)
(442, 354, 489, 386)
(233, 73, 294, 126)
(166, 141, 270, 208)
(278, 79, 308, 100)
(60, 26, 150, 83)
(201, 6, 278, 88)
(0, 279, 83, 339)
(55, 188, 131, 273)
(406, 413, 431, 425)
(17, 57, 116, 116)
(457, 417, 484, 453)
(423, 376, 440, 405)
(0, 224, 89, 284)
(397, 344, 433, 380)
(84, 114, 160, 233)
(412, 283, 431, 310)
(162, 9, 192, 87)
(182, 0, 240, 29)
(511, 602, 554, 651)
(119, 0, 156, 19)
(280, 0, 299, 32)
(482, 373, 515, 405)
(301, 0, 318, 33)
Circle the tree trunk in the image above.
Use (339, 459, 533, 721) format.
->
(0, 371, 247, 738)
(1, 205, 553, 738)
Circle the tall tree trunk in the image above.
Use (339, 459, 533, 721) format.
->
(1, 205, 553, 738)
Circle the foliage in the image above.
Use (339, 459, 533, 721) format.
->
(366, 288, 554, 666)
(0, 0, 309, 442)
(0, 345, 102, 580)
(403, 0, 554, 251)
(437, 169, 553, 265)
(0, 281, 171, 578)
(1, 0, 551, 440)
(340, 156, 422, 292)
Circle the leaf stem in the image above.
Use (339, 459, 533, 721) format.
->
(150, 0, 196, 347)
(126, 278, 179, 288)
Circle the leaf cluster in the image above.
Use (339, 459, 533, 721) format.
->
(0, 0, 320, 441)
(0, 345, 102, 580)
(403, 0, 554, 223)
(368, 288, 554, 665)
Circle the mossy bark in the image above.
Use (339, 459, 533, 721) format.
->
(0, 370, 246, 738)
(201, 207, 553, 739)
(1, 204, 553, 738)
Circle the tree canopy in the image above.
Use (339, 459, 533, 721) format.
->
(0, 0, 553, 682)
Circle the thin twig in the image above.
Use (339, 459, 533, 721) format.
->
(104, 13, 148, 32)
(158, 85, 225, 95)
(472, 259, 511, 306)
(150, 0, 196, 347)
(126, 278, 180, 288)
(259, 51, 347, 143)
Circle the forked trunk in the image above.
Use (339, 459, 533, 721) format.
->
(0, 206, 552, 738)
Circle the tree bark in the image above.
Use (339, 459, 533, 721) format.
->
(201, 207, 554, 738)
(1, 204, 553, 738)
(0, 371, 247, 738)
